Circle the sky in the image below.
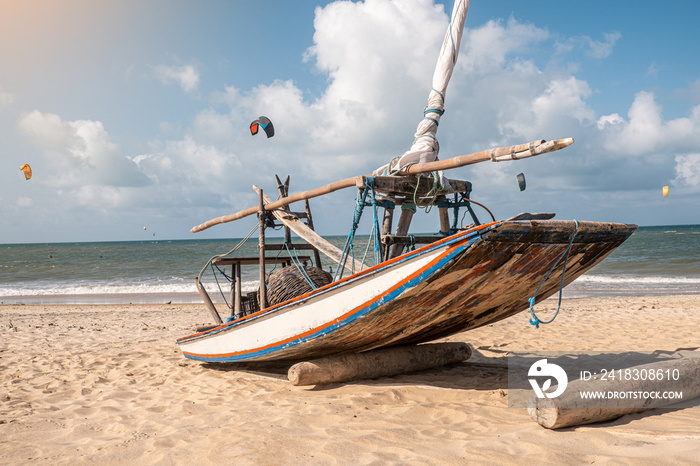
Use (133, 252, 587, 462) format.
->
(2, 0, 700, 244)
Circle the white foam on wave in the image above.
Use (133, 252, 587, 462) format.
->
(576, 275, 700, 285)
(0, 280, 259, 297)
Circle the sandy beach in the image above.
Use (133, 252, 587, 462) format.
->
(1, 295, 699, 464)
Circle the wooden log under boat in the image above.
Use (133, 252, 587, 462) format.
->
(288, 342, 471, 386)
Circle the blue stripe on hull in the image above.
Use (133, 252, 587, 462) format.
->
(182, 231, 483, 362)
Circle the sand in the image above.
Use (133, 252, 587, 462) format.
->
(1, 295, 699, 465)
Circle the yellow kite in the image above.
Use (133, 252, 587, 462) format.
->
(20, 164, 32, 180)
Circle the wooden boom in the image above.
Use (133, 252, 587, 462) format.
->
(191, 137, 574, 233)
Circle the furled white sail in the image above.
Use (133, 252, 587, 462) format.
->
(374, 0, 470, 176)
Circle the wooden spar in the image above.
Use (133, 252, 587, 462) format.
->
(192, 177, 356, 233)
(253, 185, 363, 273)
(194, 277, 222, 324)
(190, 138, 574, 233)
(399, 138, 574, 175)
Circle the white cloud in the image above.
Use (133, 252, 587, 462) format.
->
(460, 17, 549, 75)
(599, 91, 700, 156)
(586, 32, 621, 59)
(674, 154, 700, 188)
(596, 113, 624, 130)
(135, 3, 609, 207)
(0, 85, 14, 108)
(17, 110, 149, 190)
(153, 64, 200, 93)
(500, 76, 594, 138)
(555, 31, 621, 59)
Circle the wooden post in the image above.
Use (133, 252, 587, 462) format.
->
(439, 206, 450, 235)
(381, 205, 394, 261)
(381, 206, 394, 237)
(528, 356, 700, 429)
(229, 265, 236, 318)
(287, 342, 471, 386)
(275, 174, 293, 246)
(258, 189, 267, 311)
(389, 204, 415, 259)
(234, 262, 242, 318)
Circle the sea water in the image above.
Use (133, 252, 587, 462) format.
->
(564, 224, 700, 297)
(1, 225, 699, 304)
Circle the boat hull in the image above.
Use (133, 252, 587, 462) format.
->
(177, 219, 636, 362)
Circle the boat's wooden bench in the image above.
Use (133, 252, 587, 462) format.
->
(211, 255, 311, 267)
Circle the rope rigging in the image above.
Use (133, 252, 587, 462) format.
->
(528, 220, 579, 328)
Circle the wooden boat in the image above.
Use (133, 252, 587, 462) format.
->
(178, 215, 635, 363)
(176, 1, 637, 363)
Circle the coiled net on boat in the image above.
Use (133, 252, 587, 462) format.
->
(265, 266, 333, 306)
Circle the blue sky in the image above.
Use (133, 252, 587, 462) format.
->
(2, 0, 699, 244)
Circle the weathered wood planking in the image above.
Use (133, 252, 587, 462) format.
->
(178, 220, 636, 363)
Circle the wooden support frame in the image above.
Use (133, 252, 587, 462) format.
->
(253, 185, 363, 272)
(258, 189, 267, 311)
(210, 255, 312, 320)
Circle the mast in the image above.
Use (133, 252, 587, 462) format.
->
(374, 0, 470, 176)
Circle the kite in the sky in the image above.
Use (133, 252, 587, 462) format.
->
(516, 173, 526, 191)
(250, 116, 274, 138)
(20, 164, 32, 180)
(663, 186, 669, 197)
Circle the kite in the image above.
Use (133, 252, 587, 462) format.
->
(662, 186, 669, 198)
(20, 164, 32, 180)
(516, 173, 526, 191)
(250, 116, 274, 138)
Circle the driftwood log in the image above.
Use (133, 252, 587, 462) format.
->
(528, 356, 700, 429)
(287, 342, 471, 386)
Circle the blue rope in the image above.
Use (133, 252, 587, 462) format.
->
(285, 243, 316, 289)
(528, 220, 579, 328)
(424, 107, 444, 116)
(369, 178, 382, 264)
(335, 180, 371, 281)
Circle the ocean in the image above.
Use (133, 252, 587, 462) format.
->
(1, 225, 699, 305)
